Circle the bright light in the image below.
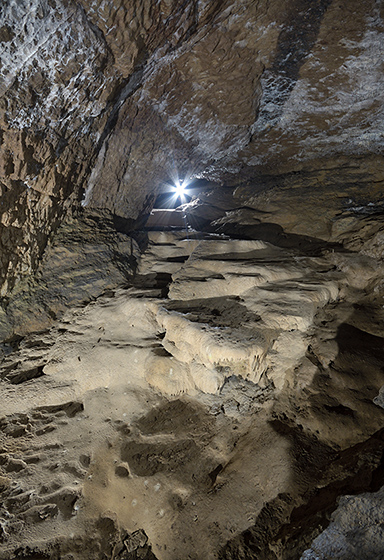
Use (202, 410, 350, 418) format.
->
(174, 180, 186, 197)
(159, 173, 193, 208)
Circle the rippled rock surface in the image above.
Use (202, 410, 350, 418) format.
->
(0, 196, 383, 558)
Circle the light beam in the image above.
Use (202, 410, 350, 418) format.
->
(174, 180, 186, 198)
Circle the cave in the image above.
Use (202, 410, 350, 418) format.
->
(1, 1, 384, 559)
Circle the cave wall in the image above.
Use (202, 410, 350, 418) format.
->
(1, 0, 384, 294)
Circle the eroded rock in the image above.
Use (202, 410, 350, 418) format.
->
(1, 0, 384, 558)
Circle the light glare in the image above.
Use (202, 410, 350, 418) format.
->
(160, 173, 193, 207)
(174, 180, 185, 197)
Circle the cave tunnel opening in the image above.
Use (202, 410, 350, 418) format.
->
(152, 178, 213, 210)
(145, 178, 218, 231)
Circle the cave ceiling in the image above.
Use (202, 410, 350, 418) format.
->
(0, 0, 383, 292)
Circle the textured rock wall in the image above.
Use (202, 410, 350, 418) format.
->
(2, 0, 384, 295)
(0, 209, 138, 342)
(0, 0, 202, 293)
(1, 0, 113, 292)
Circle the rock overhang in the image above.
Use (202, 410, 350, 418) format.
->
(1, 0, 384, 296)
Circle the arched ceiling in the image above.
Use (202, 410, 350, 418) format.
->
(1, 0, 384, 293)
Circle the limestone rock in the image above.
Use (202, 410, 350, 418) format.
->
(1, 1, 384, 559)
(1, 0, 384, 296)
(301, 488, 384, 560)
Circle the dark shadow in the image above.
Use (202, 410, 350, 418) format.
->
(253, 0, 333, 134)
(164, 296, 261, 328)
(212, 219, 344, 257)
(132, 272, 172, 298)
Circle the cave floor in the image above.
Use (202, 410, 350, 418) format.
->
(1, 222, 384, 559)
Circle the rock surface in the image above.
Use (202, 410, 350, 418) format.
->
(0, 199, 384, 559)
(301, 486, 384, 560)
(1, 0, 384, 293)
(1, 0, 384, 559)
